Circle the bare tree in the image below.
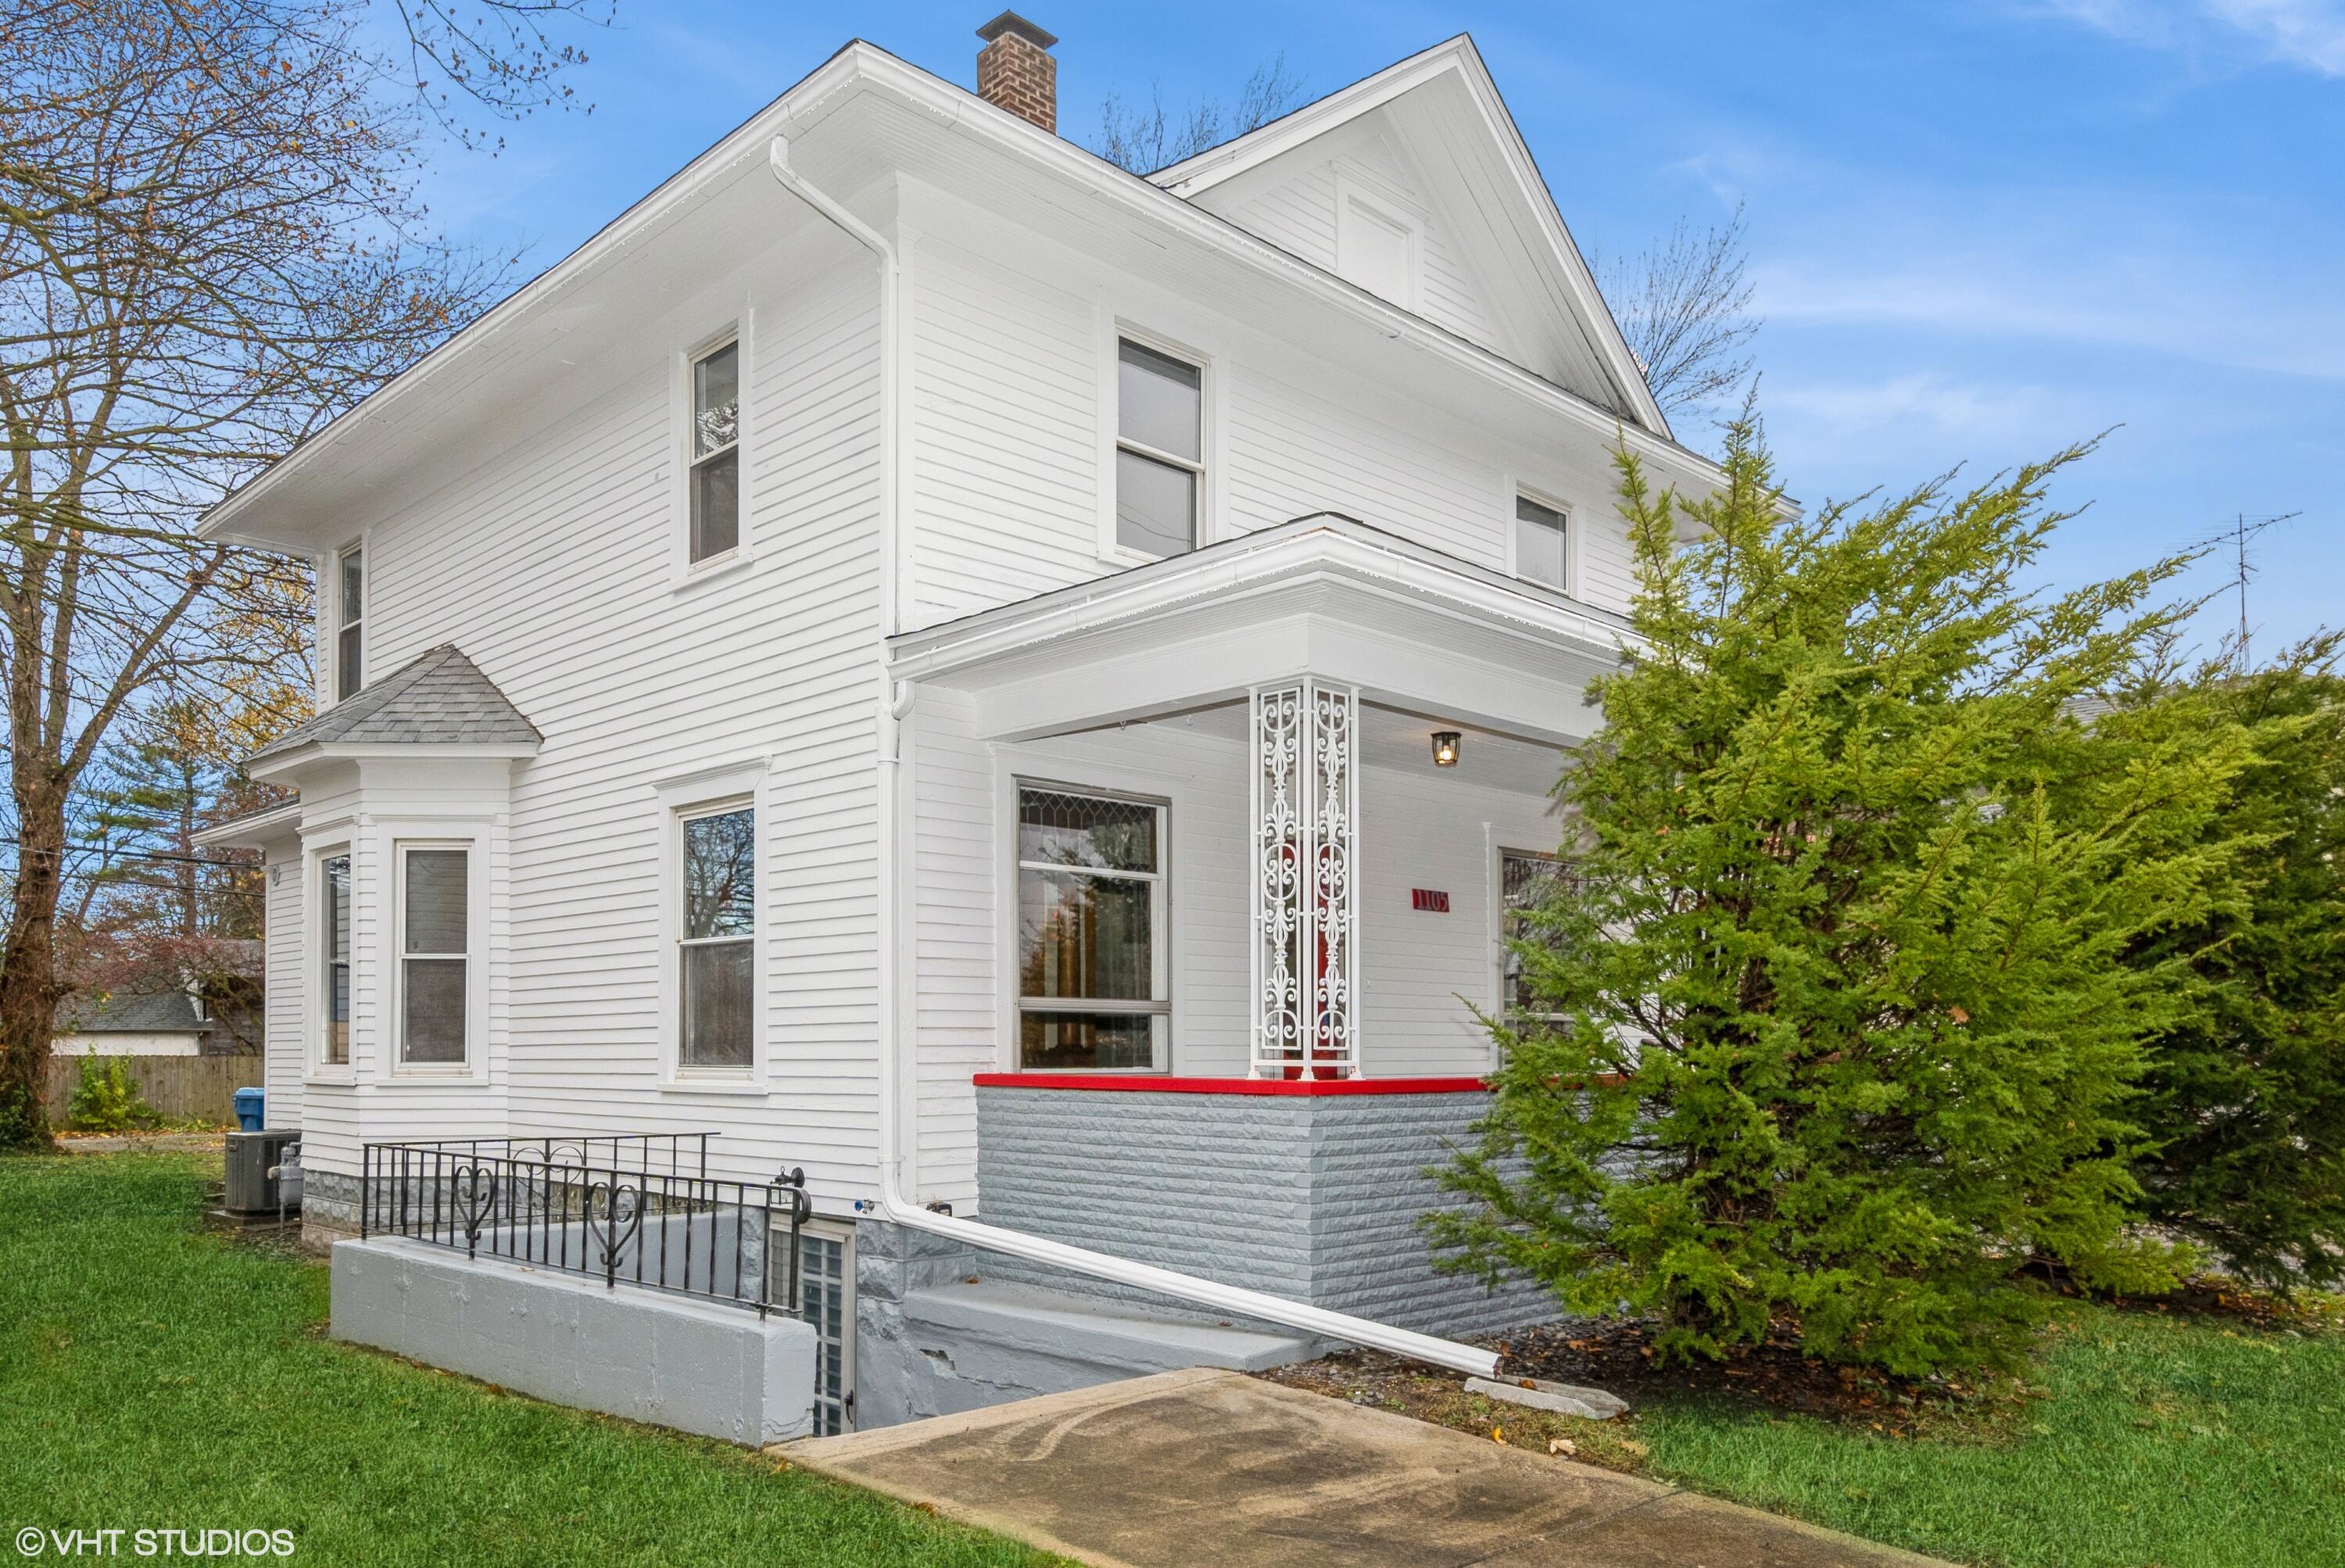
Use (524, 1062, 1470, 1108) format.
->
(0, 0, 603, 1149)
(1094, 54, 1306, 175)
(1592, 202, 1760, 424)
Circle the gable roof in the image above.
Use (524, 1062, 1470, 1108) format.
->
(55, 990, 211, 1036)
(1152, 37, 1667, 437)
(246, 644, 540, 765)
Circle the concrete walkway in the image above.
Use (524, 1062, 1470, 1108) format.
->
(782, 1367, 1948, 1568)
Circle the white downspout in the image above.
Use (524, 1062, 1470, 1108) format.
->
(764, 137, 1498, 1380)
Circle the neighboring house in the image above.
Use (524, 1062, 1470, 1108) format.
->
(194, 19, 1727, 1436)
(52, 940, 265, 1057)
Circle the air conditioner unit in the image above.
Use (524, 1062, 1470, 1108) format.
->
(224, 1129, 300, 1215)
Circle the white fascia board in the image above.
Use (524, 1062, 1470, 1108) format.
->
(886, 520, 1636, 684)
(190, 802, 303, 850)
(245, 739, 539, 785)
(204, 42, 1715, 550)
(1152, 37, 1669, 441)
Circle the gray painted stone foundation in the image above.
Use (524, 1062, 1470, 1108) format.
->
(975, 1086, 1559, 1337)
(331, 1235, 815, 1445)
(850, 1216, 1323, 1429)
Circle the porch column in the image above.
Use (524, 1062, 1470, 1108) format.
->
(1249, 679, 1360, 1078)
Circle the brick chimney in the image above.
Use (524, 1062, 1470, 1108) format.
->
(976, 12, 1058, 133)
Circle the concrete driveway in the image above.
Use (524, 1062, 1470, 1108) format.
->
(782, 1368, 1947, 1568)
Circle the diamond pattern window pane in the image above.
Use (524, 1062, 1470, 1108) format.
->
(1018, 789, 1157, 872)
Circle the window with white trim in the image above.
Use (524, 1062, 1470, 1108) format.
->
(1500, 848, 1574, 1022)
(335, 549, 363, 700)
(678, 802, 754, 1069)
(1515, 496, 1569, 592)
(1115, 339, 1202, 559)
(320, 853, 351, 1066)
(1015, 785, 1168, 1070)
(689, 339, 740, 563)
(397, 846, 469, 1065)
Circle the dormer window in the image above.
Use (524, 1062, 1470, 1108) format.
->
(689, 339, 740, 563)
(1515, 495, 1569, 592)
(1115, 338, 1203, 559)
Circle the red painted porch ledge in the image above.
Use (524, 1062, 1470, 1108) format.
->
(972, 1072, 1491, 1096)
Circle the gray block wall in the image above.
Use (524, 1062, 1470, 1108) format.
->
(974, 1087, 1559, 1337)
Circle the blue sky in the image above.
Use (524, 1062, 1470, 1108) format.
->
(421, 1, 2340, 653)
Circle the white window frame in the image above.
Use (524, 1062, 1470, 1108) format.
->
(1099, 321, 1212, 567)
(656, 761, 768, 1090)
(1334, 170, 1423, 311)
(1509, 485, 1575, 598)
(310, 842, 355, 1079)
(671, 313, 754, 587)
(391, 839, 478, 1075)
(1009, 777, 1172, 1074)
(330, 540, 365, 705)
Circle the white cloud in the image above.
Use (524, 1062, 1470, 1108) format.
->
(1767, 373, 2078, 444)
(2034, 0, 2345, 75)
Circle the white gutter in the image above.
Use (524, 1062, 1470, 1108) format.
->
(764, 137, 1498, 1380)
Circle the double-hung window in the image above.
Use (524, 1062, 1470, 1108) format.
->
(679, 803, 755, 1069)
(398, 847, 469, 1065)
(1114, 338, 1203, 559)
(320, 854, 351, 1066)
(1015, 785, 1168, 1070)
(1499, 849, 1573, 1023)
(689, 340, 741, 563)
(1515, 495, 1569, 592)
(335, 549, 363, 700)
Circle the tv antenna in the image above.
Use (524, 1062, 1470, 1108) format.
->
(2197, 511, 2303, 666)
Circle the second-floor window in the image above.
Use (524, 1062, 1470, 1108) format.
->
(1515, 496, 1569, 592)
(690, 339, 740, 563)
(1115, 338, 1202, 559)
(335, 549, 363, 701)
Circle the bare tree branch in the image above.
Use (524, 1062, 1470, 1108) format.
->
(1093, 54, 1305, 176)
(1592, 202, 1761, 423)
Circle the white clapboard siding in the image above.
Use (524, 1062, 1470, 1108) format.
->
(263, 843, 306, 1129)
(292, 252, 887, 1203)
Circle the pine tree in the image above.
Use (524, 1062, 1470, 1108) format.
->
(2119, 640, 2345, 1289)
(1430, 415, 2255, 1376)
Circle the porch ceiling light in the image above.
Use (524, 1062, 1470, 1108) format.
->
(1431, 730, 1462, 768)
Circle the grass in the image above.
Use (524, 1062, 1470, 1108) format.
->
(1279, 1298, 2345, 1568)
(0, 1151, 1055, 1567)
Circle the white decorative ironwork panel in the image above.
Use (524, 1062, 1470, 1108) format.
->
(1250, 680, 1358, 1078)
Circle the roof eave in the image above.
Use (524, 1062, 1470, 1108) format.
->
(245, 739, 540, 785)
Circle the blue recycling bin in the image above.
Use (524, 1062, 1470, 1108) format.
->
(233, 1087, 265, 1132)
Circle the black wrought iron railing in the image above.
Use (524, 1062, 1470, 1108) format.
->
(359, 1133, 810, 1319)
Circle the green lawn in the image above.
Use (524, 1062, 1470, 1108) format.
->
(1627, 1298, 2345, 1568)
(0, 1151, 1052, 1567)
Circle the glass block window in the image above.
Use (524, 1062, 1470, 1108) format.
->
(1115, 339, 1202, 559)
(789, 1228, 853, 1436)
(680, 804, 754, 1069)
(1500, 849, 1575, 1021)
(321, 854, 350, 1066)
(689, 340, 740, 563)
(1515, 495, 1568, 592)
(1016, 786, 1168, 1070)
(399, 847, 469, 1065)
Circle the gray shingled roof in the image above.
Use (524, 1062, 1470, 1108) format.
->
(248, 644, 540, 763)
(55, 990, 211, 1036)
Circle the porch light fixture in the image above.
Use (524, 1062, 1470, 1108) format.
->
(1431, 730, 1462, 768)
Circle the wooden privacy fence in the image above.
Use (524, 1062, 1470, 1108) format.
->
(42, 1052, 255, 1128)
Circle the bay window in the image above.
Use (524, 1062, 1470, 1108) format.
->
(398, 846, 470, 1065)
(1016, 785, 1168, 1070)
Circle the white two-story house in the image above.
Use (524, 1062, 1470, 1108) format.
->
(198, 17, 1724, 1436)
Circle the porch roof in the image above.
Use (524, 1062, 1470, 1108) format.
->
(887, 514, 1630, 746)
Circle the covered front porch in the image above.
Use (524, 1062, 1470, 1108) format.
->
(893, 515, 1620, 1333)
